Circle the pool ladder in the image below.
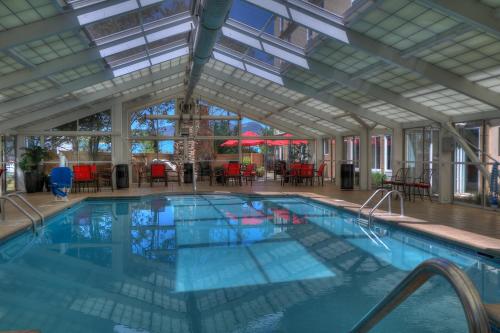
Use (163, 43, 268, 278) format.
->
(357, 189, 404, 227)
(349, 258, 495, 333)
(0, 192, 44, 232)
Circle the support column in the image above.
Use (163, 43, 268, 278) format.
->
(391, 127, 404, 174)
(439, 127, 453, 203)
(359, 127, 370, 190)
(112, 102, 130, 185)
(315, 137, 323, 166)
(335, 134, 343, 188)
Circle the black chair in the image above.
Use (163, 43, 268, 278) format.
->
(198, 161, 212, 181)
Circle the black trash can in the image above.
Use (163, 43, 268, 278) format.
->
(184, 163, 193, 184)
(116, 164, 129, 189)
(341, 164, 354, 190)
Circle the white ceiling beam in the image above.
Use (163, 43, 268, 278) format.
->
(0, 12, 194, 90)
(416, 0, 500, 39)
(197, 77, 339, 136)
(0, 71, 114, 115)
(0, 48, 102, 91)
(221, 24, 437, 124)
(19, 104, 111, 131)
(0, 64, 186, 131)
(202, 64, 353, 132)
(244, 0, 500, 111)
(282, 76, 398, 128)
(193, 91, 314, 138)
(0, 0, 160, 51)
(0, 44, 189, 115)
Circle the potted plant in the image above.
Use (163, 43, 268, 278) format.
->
(19, 146, 49, 193)
(371, 171, 386, 189)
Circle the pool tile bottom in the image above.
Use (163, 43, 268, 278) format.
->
(175, 240, 334, 292)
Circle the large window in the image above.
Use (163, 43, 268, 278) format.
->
(130, 100, 176, 137)
(405, 127, 439, 195)
(371, 136, 381, 170)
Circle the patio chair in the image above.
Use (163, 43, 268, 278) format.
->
(50, 167, 72, 201)
(315, 163, 327, 186)
(224, 162, 242, 185)
(298, 164, 314, 186)
(73, 165, 96, 192)
(279, 163, 292, 186)
(150, 163, 167, 187)
(242, 164, 256, 185)
(97, 164, 115, 192)
(289, 163, 302, 185)
(409, 168, 433, 202)
(383, 167, 408, 193)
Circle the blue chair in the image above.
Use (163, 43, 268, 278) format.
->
(50, 167, 72, 201)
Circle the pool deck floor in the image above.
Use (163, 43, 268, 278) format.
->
(0, 180, 499, 332)
(1, 181, 499, 258)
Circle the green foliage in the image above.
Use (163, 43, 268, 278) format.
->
(256, 166, 265, 177)
(371, 171, 386, 187)
(242, 156, 251, 165)
(19, 146, 49, 172)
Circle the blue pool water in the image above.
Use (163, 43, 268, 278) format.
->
(0, 194, 498, 333)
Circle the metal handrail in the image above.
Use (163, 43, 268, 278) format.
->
(350, 258, 491, 333)
(7, 192, 44, 225)
(368, 190, 404, 225)
(358, 188, 390, 220)
(0, 196, 37, 232)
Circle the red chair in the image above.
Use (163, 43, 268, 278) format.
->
(289, 163, 302, 185)
(73, 165, 95, 192)
(298, 164, 314, 186)
(150, 163, 167, 187)
(315, 163, 327, 186)
(409, 168, 433, 202)
(242, 164, 256, 185)
(224, 162, 242, 185)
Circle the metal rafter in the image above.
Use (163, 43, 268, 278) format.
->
(193, 91, 314, 137)
(416, 0, 500, 39)
(0, 64, 186, 131)
(0, 0, 164, 51)
(202, 64, 355, 132)
(212, 47, 398, 128)
(0, 43, 190, 115)
(197, 76, 338, 135)
(221, 23, 450, 123)
(244, 0, 500, 111)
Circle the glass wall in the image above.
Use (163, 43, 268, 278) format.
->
(453, 119, 500, 207)
(40, 110, 113, 175)
(404, 127, 439, 195)
(343, 136, 360, 186)
(0, 136, 16, 192)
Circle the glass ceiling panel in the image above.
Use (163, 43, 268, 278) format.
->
(49, 62, 103, 84)
(141, 0, 191, 24)
(79, 1, 193, 77)
(309, 40, 379, 74)
(362, 65, 434, 94)
(362, 100, 426, 123)
(0, 51, 25, 75)
(480, 0, 500, 8)
(349, 0, 462, 51)
(229, 0, 273, 31)
(1, 78, 54, 102)
(12, 31, 87, 65)
(85, 11, 140, 40)
(415, 30, 500, 85)
(0, 0, 59, 31)
(284, 67, 332, 90)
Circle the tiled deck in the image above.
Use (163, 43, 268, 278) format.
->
(1, 181, 499, 257)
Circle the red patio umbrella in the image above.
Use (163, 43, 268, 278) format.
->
(220, 131, 265, 147)
(267, 133, 308, 146)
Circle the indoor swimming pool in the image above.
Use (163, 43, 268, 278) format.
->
(0, 194, 497, 333)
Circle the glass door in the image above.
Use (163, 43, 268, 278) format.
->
(4, 136, 16, 192)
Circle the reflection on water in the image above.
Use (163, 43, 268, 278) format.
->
(0, 195, 498, 333)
